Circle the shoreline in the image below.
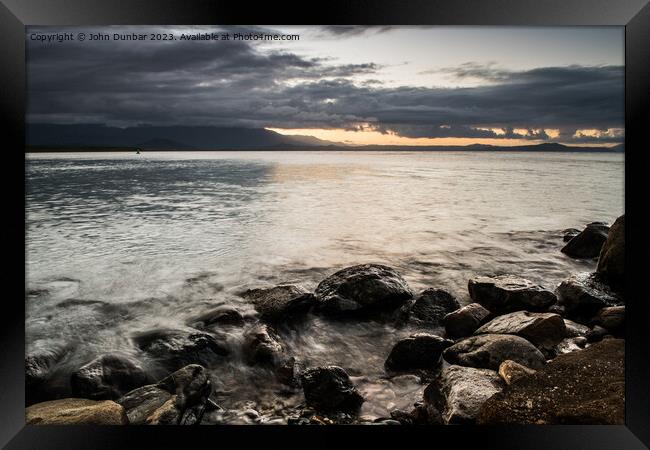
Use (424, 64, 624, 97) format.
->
(25, 216, 625, 425)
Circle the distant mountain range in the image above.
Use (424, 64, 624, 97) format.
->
(26, 123, 624, 153)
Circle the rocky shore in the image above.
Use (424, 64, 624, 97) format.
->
(25, 215, 625, 425)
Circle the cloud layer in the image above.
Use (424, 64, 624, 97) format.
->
(27, 26, 623, 144)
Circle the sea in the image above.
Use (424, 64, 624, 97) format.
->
(25, 150, 624, 421)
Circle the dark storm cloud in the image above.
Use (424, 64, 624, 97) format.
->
(318, 26, 399, 37)
(27, 27, 623, 143)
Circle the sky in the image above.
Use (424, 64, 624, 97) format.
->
(26, 25, 624, 147)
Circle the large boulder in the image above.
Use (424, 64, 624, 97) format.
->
(443, 303, 491, 338)
(187, 306, 245, 329)
(468, 275, 556, 314)
(314, 264, 413, 318)
(477, 339, 624, 424)
(474, 311, 566, 349)
(384, 333, 453, 373)
(597, 215, 624, 288)
(132, 329, 229, 372)
(300, 366, 364, 413)
(443, 334, 546, 371)
(242, 324, 284, 367)
(399, 289, 460, 327)
(70, 353, 149, 400)
(556, 272, 623, 319)
(26, 398, 128, 425)
(561, 222, 609, 259)
(117, 364, 212, 425)
(424, 365, 503, 424)
(242, 285, 316, 323)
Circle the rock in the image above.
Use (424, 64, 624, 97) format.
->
(188, 306, 245, 329)
(70, 353, 149, 401)
(563, 319, 590, 338)
(132, 328, 229, 372)
(276, 356, 305, 386)
(242, 324, 284, 367)
(424, 365, 503, 424)
(384, 333, 453, 373)
(242, 285, 316, 323)
(116, 385, 171, 424)
(400, 288, 459, 327)
(25, 344, 68, 387)
(443, 303, 491, 338)
(443, 334, 545, 371)
(586, 325, 610, 343)
(300, 366, 364, 413)
(556, 272, 623, 319)
(477, 339, 624, 424)
(592, 306, 625, 334)
(561, 222, 609, 259)
(468, 275, 556, 314)
(474, 311, 566, 349)
(597, 215, 624, 288)
(26, 398, 128, 425)
(389, 409, 415, 425)
(562, 228, 580, 242)
(554, 337, 587, 356)
(498, 360, 537, 385)
(117, 364, 212, 425)
(314, 264, 413, 318)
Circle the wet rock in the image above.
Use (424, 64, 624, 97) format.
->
(242, 324, 284, 367)
(554, 337, 587, 356)
(188, 306, 245, 329)
(399, 288, 460, 327)
(26, 344, 68, 387)
(443, 334, 545, 371)
(592, 306, 625, 334)
(477, 339, 624, 424)
(556, 272, 623, 319)
(117, 364, 212, 425)
(475, 311, 566, 349)
(597, 215, 624, 288)
(563, 319, 590, 338)
(443, 303, 491, 338)
(561, 222, 609, 259)
(70, 353, 149, 400)
(424, 365, 503, 424)
(586, 325, 610, 343)
(314, 264, 413, 318)
(468, 275, 556, 314)
(26, 398, 128, 425)
(389, 409, 415, 425)
(498, 360, 537, 385)
(562, 228, 581, 242)
(384, 333, 453, 373)
(276, 356, 305, 387)
(300, 366, 364, 413)
(242, 285, 316, 323)
(132, 328, 229, 372)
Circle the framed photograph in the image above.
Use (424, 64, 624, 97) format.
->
(1, 0, 648, 448)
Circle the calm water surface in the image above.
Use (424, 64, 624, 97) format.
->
(25, 150, 624, 420)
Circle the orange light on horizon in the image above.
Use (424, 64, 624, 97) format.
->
(266, 127, 616, 147)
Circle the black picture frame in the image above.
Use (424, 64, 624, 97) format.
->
(2, 1, 649, 448)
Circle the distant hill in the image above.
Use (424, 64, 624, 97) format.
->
(26, 123, 341, 150)
(26, 123, 623, 153)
